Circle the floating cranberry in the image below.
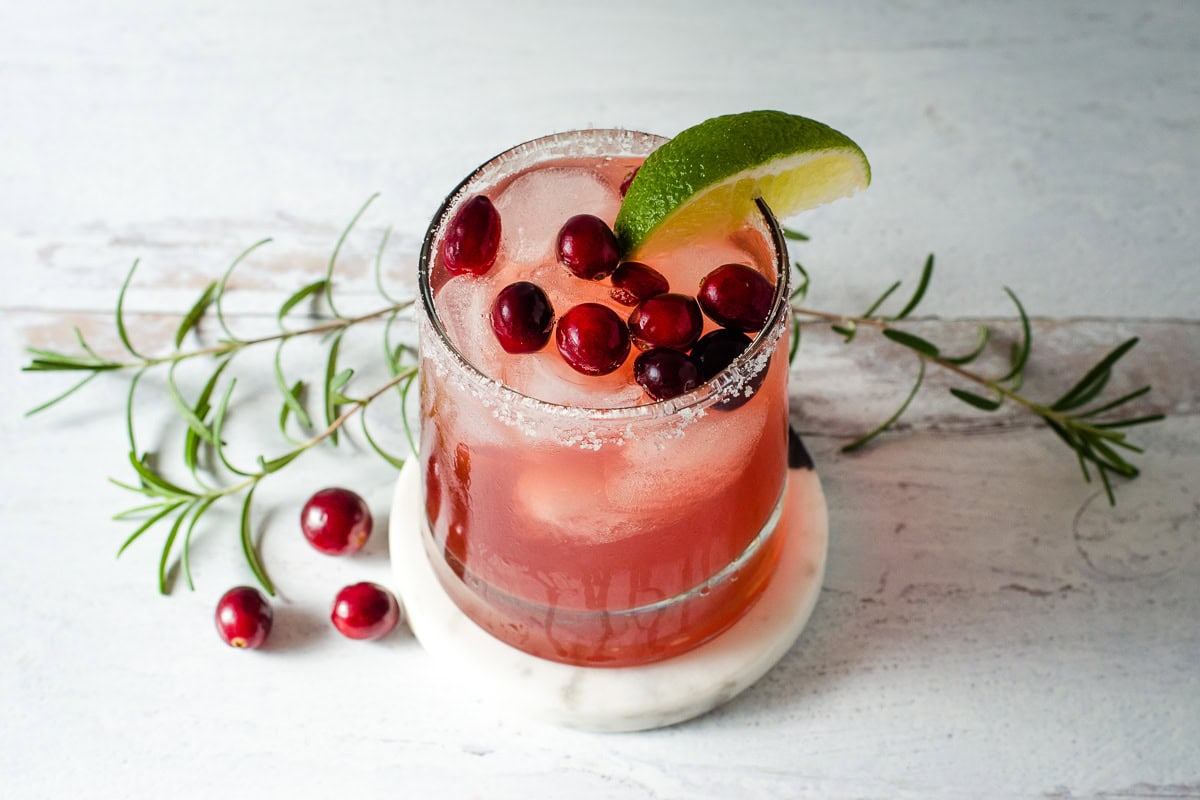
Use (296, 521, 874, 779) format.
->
(610, 261, 669, 307)
(634, 348, 701, 401)
(698, 263, 775, 332)
(331, 582, 402, 641)
(301, 488, 373, 556)
(555, 303, 630, 376)
(628, 293, 703, 351)
(215, 586, 273, 649)
(443, 195, 501, 276)
(618, 167, 640, 197)
(490, 281, 554, 353)
(556, 214, 620, 280)
(691, 328, 764, 411)
(691, 328, 754, 381)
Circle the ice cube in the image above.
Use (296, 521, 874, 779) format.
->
(502, 348, 644, 410)
(606, 397, 771, 512)
(493, 167, 616, 266)
(434, 274, 506, 382)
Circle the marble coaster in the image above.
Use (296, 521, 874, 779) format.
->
(389, 460, 828, 732)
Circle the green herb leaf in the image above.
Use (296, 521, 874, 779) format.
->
(892, 254, 933, 320)
(175, 281, 218, 349)
(215, 238, 273, 340)
(999, 287, 1031, 382)
(942, 324, 990, 365)
(882, 328, 940, 358)
(277, 279, 329, 327)
(325, 193, 380, 319)
(843, 357, 926, 452)
(239, 486, 275, 595)
(115, 260, 145, 359)
(1051, 338, 1140, 411)
(781, 226, 810, 241)
(323, 330, 346, 445)
(950, 387, 1003, 411)
(862, 281, 901, 319)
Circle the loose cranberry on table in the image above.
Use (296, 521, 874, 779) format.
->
(556, 214, 620, 280)
(634, 348, 701, 401)
(300, 488, 373, 556)
(443, 195, 501, 276)
(215, 586, 273, 650)
(331, 582, 402, 641)
(490, 281, 554, 353)
(698, 263, 775, 332)
(609, 261, 669, 307)
(555, 303, 631, 376)
(628, 292, 703, 351)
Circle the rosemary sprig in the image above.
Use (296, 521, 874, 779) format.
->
(790, 255, 1163, 504)
(22, 210, 1162, 596)
(24, 202, 416, 594)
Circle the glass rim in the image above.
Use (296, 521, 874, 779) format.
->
(418, 128, 791, 423)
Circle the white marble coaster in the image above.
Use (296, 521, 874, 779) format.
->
(389, 461, 828, 732)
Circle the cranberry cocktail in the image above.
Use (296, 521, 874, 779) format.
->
(418, 130, 791, 667)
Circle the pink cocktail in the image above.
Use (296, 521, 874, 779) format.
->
(417, 130, 792, 667)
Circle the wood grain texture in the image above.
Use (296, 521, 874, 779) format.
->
(2, 1, 1197, 798)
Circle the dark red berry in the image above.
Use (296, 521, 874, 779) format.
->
(556, 214, 620, 280)
(555, 303, 631, 376)
(691, 328, 764, 411)
(628, 293, 703, 351)
(691, 328, 753, 381)
(490, 281, 554, 353)
(215, 587, 273, 649)
(610, 261, 669, 307)
(331, 582, 402, 641)
(697, 263, 775, 332)
(634, 348, 701, 401)
(443, 195, 501, 276)
(618, 167, 640, 197)
(301, 488, 373, 556)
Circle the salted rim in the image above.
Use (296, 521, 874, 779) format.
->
(417, 128, 791, 423)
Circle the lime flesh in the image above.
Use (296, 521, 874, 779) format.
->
(614, 111, 870, 255)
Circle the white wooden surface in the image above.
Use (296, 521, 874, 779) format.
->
(2, 1, 1198, 797)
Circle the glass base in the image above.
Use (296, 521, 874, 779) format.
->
(388, 459, 829, 732)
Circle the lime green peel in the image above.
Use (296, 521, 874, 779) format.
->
(614, 110, 871, 255)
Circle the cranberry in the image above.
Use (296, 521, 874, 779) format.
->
(691, 328, 764, 411)
(490, 281, 554, 353)
(618, 166, 640, 197)
(443, 195, 501, 276)
(300, 488, 373, 556)
(691, 328, 753, 381)
(634, 348, 701, 401)
(698, 263, 775, 332)
(215, 587, 273, 649)
(610, 261, 669, 307)
(555, 303, 630, 376)
(556, 214, 620, 280)
(628, 293, 703, 351)
(331, 582, 402, 641)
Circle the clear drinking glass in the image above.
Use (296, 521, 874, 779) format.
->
(417, 129, 791, 667)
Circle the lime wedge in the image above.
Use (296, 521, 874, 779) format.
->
(614, 110, 870, 254)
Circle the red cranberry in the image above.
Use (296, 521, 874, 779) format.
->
(691, 328, 764, 410)
(691, 328, 753, 381)
(555, 303, 631, 376)
(490, 281, 554, 353)
(443, 195, 501, 276)
(556, 214, 620, 280)
(628, 293, 703, 351)
(300, 488, 373, 556)
(331, 582, 402, 641)
(698, 263, 775, 332)
(215, 587, 273, 649)
(634, 348, 701, 401)
(610, 261, 669, 306)
(618, 166, 640, 197)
